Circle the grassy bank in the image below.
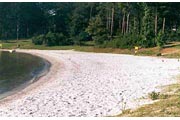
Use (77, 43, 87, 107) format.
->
(117, 84, 180, 117)
(0, 39, 161, 56)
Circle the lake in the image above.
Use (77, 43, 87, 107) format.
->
(0, 51, 50, 99)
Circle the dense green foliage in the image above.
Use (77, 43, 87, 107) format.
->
(32, 32, 69, 46)
(86, 15, 108, 46)
(1, 2, 180, 48)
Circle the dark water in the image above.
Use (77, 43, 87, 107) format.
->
(0, 51, 49, 99)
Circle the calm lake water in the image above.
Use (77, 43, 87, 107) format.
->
(0, 51, 49, 99)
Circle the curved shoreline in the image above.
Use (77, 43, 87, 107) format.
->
(0, 49, 180, 117)
(0, 50, 62, 105)
(0, 50, 51, 100)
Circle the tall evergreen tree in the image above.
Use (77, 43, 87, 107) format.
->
(86, 15, 108, 45)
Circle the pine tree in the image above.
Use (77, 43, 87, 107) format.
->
(86, 15, 108, 45)
(142, 3, 155, 47)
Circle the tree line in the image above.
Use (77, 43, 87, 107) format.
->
(1, 2, 180, 48)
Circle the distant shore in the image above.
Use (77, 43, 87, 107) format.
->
(0, 49, 180, 117)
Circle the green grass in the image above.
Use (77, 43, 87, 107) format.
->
(137, 49, 159, 56)
(117, 84, 180, 117)
(0, 39, 159, 56)
(0, 39, 134, 54)
(119, 96, 180, 117)
(0, 39, 34, 49)
(163, 53, 180, 58)
(0, 39, 92, 50)
(171, 43, 180, 49)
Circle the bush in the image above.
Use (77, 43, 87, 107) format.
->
(32, 32, 69, 46)
(102, 34, 143, 49)
(93, 34, 108, 46)
(86, 15, 108, 46)
(73, 36, 81, 45)
(44, 32, 57, 46)
(102, 39, 118, 48)
(170, 32, 177, 41)
(156, 52, 162, 56)
(73, 31, 89, 45)
(155, 30, 165, 48)
(56, 33, 68, 45)
(148, 91, 160, 100)
(32, 34, 45, 45)
(148, 91, 170, 100)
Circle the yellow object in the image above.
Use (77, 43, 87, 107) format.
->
(0, 44, 2, 48)
(134, 46, 139, 54)
(135, 46, 139, 50)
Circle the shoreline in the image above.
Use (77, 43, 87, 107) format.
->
(0, 50, 51, 100)
(0, 49, 64, 106)
(0, 49, 180, 116)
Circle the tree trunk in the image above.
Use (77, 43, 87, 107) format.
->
(26, 25, 29, 38)
(119, 19, 121, 30)
(138, 15, 141, 35)
(90, 5, 93, 19)
(106, 9, 109, 30)
(111, 7, 114, 37)
(133, 17, 136, 34)
(126, 13, 130, 34)
(122, 13, 125, 34)
(155, 13, 157, 36)
(16, 22, 19, 40)
(162, 17, 165, 33)
(108, 9, 111, 32)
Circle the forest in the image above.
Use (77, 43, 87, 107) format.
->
(0, 2, 180, 48)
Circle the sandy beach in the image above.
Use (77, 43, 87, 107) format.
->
(0, 49, 180, 117)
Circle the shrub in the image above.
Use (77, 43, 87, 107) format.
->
(32, 32, 70, 46)
(168, 31, 178, 41)
(156, 53, 162, 56)
(93, 34, 108, 46)
(44, 32, 69, 46)
(73, 31, 89, 45)
(44, 32, 57, 46)
(148, 91, 160, 100)
(55, 33, 67, 45)
(103, 39, 118, 48)
(156, 30, 165, 48)
(86, 15, 108, 46)
(32, 34, 45, 45)
(102, 34, 143, 49)
(73, 36, 81, 45)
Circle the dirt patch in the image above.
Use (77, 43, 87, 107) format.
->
(161, 48, 179, 54)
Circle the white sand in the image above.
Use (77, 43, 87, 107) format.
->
(0, 49, 180, 117)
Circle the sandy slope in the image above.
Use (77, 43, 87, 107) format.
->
(0, 49, 180, 117)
